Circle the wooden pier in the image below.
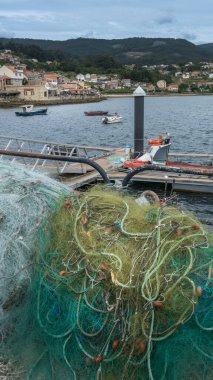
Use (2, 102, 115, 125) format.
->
(0, 135, 213, 193)
(61, 149, 213, 193)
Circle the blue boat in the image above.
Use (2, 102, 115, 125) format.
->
(15, 105, 48, 116)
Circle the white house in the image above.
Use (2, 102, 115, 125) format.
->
(156, 80, 167, 89)
(76, 73, 85, 81)
(0, 65, 25, 86)
(182, 72, 190, 79)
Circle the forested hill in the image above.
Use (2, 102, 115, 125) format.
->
(199, 43, 213, 53)
(1, 37, 213, 64)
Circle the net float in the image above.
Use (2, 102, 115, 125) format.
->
(112, 340, 120, 350)
(196, 286, 203, 297)
(59, 270, 67, 276)
(93, 354, 103, 363)
(192, 224, 200, 230)
(135, 339, 146, 353)
(175, 229, 182, 237)
(153, 301, 163, 309)
(64, 201, 72, 208)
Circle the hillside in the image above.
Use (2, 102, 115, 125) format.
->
(1, 37, 213, 64)
(199, 43, 213, 53)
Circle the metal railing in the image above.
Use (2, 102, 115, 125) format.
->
(0, 135, 114, 174)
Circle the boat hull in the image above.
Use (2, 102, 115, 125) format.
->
(102, 119, 122, 124)
(84, 111, 108, 116)
(123, 159, 213, 173)
(15, 109, 47, 116)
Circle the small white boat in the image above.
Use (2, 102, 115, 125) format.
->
(102, 113, 122, 124)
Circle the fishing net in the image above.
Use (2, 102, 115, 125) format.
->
(0, 161, 70, 378)
(0, 165, 212, 380)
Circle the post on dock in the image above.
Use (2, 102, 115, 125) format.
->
(133, 86, 146, 157)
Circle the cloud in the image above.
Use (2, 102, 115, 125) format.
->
(0, 30, 15, 38)
(156, 15, 175, 25)
(80, 31, 96, 39)
(182, 32, 198, 42)
(0, 1, 213, 43)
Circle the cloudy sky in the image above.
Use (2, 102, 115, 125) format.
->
(0, 0, 213, 44)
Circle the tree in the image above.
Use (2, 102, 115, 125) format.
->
(178, 83, 189, 93)
(22, 78, 28, 85)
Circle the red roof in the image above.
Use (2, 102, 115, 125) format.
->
(6, 66, 17, 73)
(24, 70, 33, 75)
(0, 75, 10, 79)
(43, 73, 58, 80)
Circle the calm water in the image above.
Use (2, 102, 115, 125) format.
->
(0, 95, 213, 223)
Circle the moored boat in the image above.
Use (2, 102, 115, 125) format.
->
(84, 111, 108, 116)
(123, 134, 213, 173)
(102, 113, 122, 124)
(15, 105, 48, 116)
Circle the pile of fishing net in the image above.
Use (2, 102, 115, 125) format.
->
(0, 162, 212, 380)
(0, 161, 70, 378)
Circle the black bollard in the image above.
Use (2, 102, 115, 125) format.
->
(133, 86, 146, 158)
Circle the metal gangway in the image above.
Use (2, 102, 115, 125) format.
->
(0, 135, 115, 174)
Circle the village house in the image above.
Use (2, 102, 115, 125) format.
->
(85, 73, 91, 81)
(24, 70, 43, 81)
(0, 68, 59, 100)
(175, 71, 182, 78)
(182, 72, 190, 79)
(156, 80, 167, 89)
(0, 65, 25, 86)
(0, 50, 21, 64)
(190, 71, 202, 78)
(90, 74, 98, 83)
(59, 80, 91, 95)
(60, 83, 76, 95)
(146, 84, 156, 93)
(167, 83, 179, 92)
(98, 75, 108, 81)
(76, 73, 85, 82)
(43, 73, 59, 86)
(105, 78, 120, 90)
(0, 75, 9, 91)
(42, 73, 60, 96)
(4, 83, 49, 100)
(121, 79, 131, 87)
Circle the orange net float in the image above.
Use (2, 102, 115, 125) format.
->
(196, 286, 203, 297)
(63, 201, 72, 209)
(93, 354, 103, 363)
(112, 340, 120, 350)
(152, 301, 164, 309)
(191, 224, 200, 230)
(59, 270, 67, 276)
(148, 138, 163, 146)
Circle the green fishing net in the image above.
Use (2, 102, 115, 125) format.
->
(0, 165, 212, 380)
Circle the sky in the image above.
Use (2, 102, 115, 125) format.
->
(0, 0, 213, 44)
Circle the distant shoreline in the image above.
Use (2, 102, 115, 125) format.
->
(105, 93, 213, 98)
(0, 96, 105, 109)
(1, 93, 213, 108)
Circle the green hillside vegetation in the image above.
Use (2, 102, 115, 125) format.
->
(1, 37, 213, 65)
(199, 43, 213, 53)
